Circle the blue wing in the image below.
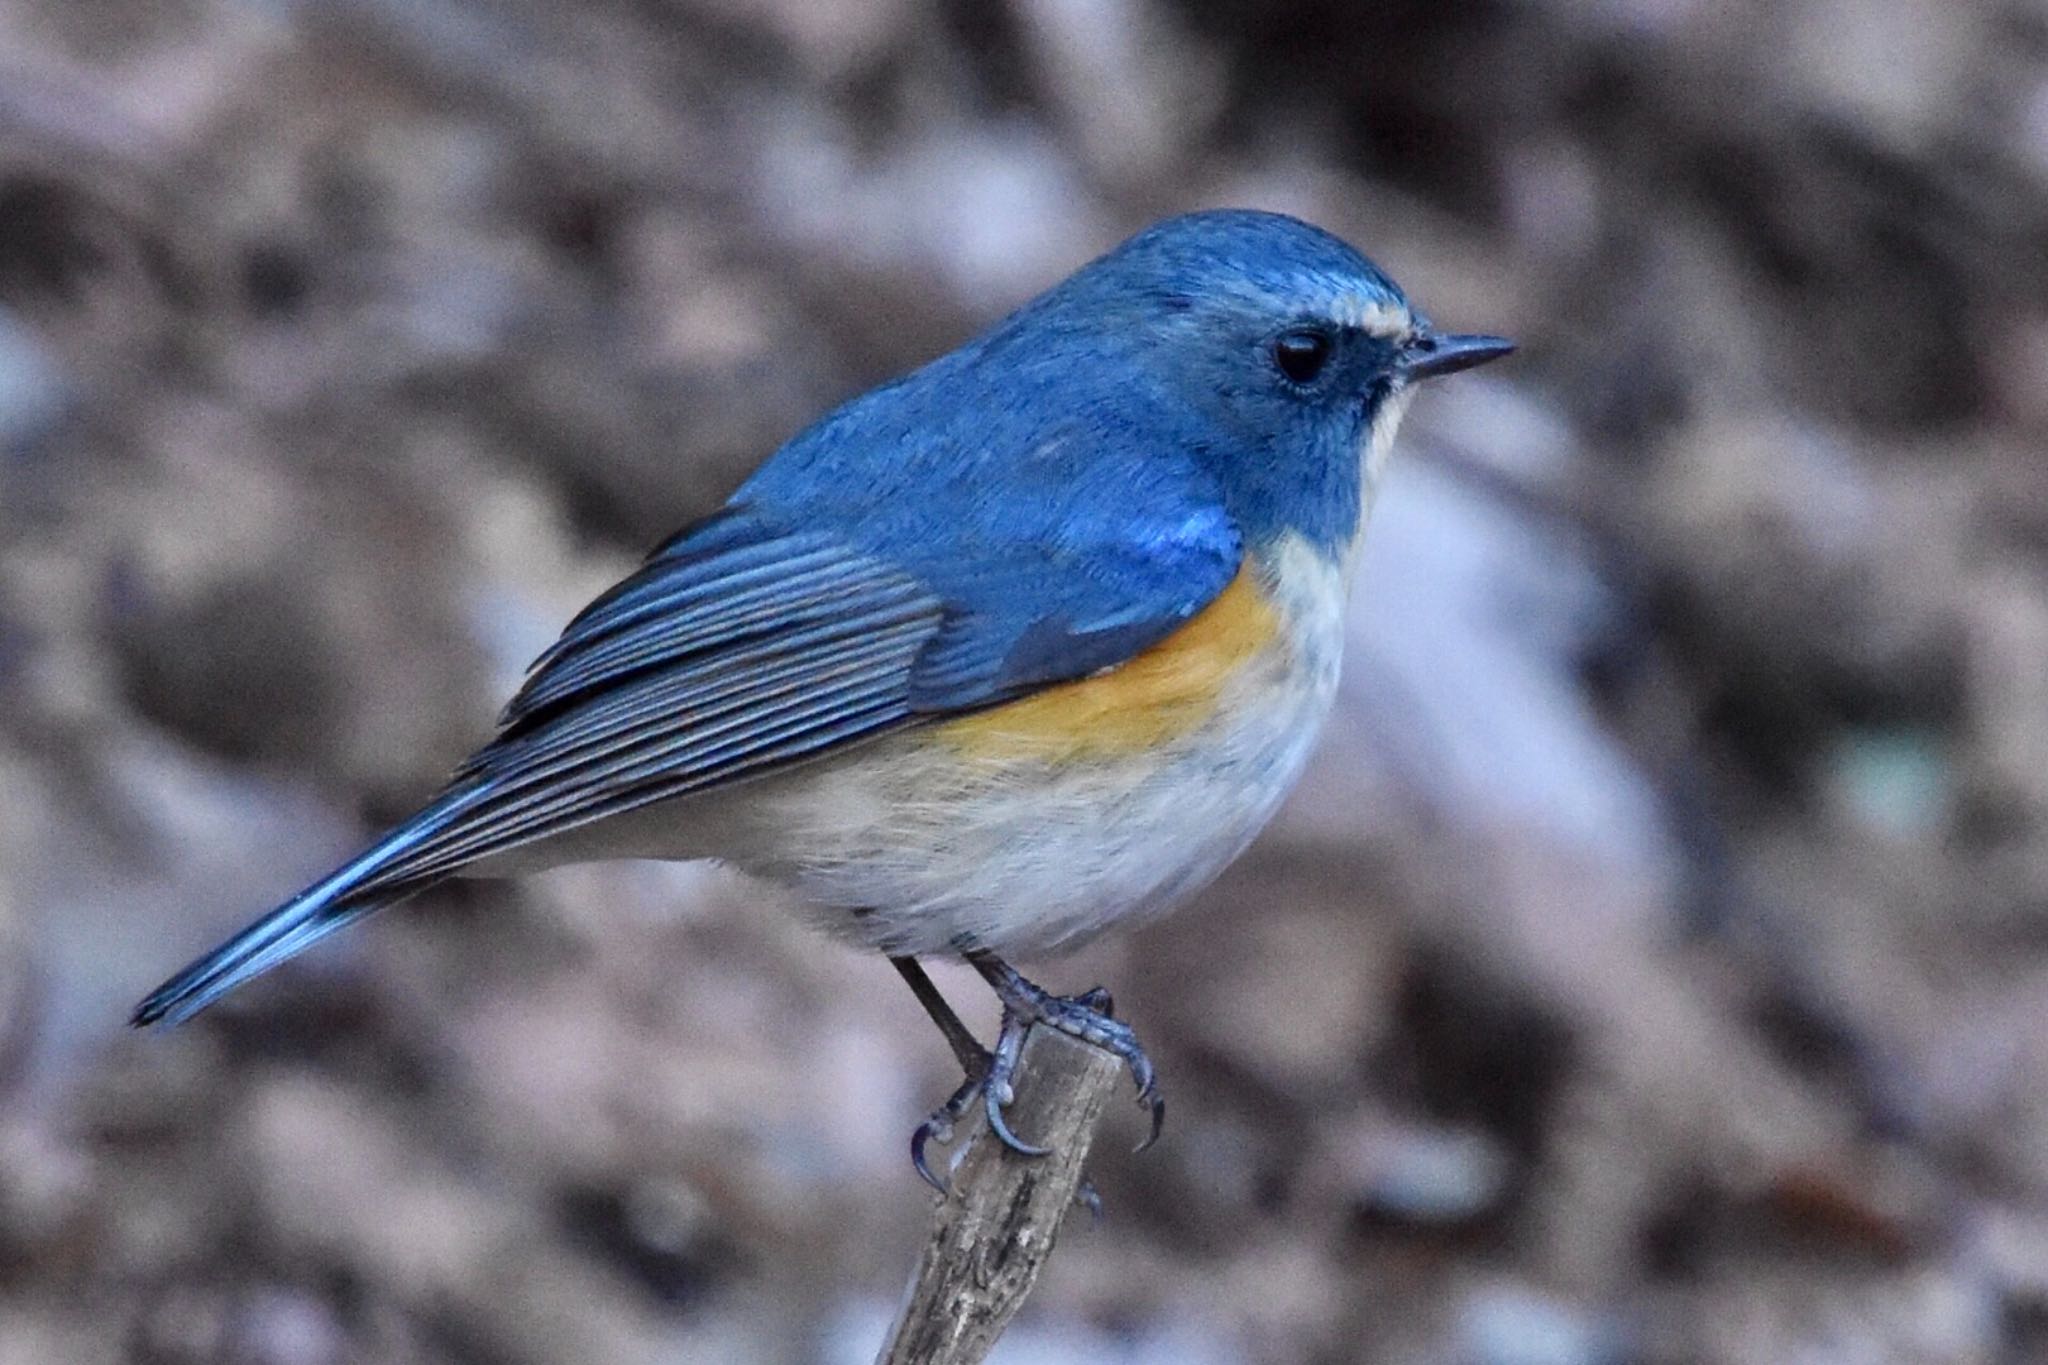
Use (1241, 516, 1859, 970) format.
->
(738, 342, 1245, 709)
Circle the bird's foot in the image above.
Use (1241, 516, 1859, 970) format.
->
(907, 982, 1161, 1193)
(899, 953, 1163, 1196)
(968, 958, 1166, 1155)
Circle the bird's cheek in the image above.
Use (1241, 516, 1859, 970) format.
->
(1360, 386, 1417, 490)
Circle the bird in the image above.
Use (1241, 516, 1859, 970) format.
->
(130, 208, 1512, 1185)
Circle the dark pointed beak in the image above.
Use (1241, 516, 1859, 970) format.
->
(1400, 331, 1516, 381)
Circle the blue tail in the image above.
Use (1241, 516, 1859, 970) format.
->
(129, 802, 459, 1028)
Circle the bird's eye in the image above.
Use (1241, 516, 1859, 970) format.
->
(1272, 329, 1332, 384)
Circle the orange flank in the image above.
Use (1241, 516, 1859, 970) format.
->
(936, 566, 1279, 763)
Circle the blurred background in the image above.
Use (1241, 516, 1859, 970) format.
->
(4, 0, 2048, 1361)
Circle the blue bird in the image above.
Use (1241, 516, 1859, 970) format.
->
(131, 209, 1512, 1180)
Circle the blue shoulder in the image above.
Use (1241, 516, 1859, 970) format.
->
(735, 336, 1243, 710)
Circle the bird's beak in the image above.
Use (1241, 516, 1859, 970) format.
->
(1400, 331, 1516, 381)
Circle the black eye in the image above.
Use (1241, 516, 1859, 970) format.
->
(1273, 329, 1332, 384)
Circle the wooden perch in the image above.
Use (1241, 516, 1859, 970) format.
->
(878, 1025, 1125, 1365)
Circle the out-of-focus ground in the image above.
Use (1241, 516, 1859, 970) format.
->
(4, 1, 2048, 1361)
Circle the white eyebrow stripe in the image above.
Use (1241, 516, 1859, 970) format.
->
(1327, 291, 1410, 338)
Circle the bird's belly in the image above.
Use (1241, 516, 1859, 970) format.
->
(749, 543, 1349, 956)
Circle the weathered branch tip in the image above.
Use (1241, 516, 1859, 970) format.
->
(879, 1025, 1125, 1365)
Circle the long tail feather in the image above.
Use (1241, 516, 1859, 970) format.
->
(129, 801, 461, 1028)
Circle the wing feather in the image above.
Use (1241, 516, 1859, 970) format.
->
(504, 534, 877, 724)
(388, 627, 929, 882)
(356, 512, 945, 888)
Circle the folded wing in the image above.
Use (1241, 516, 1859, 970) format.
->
(369, 510, 947, 885)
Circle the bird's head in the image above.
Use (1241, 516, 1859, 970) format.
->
(1043, 209, 1513, 557)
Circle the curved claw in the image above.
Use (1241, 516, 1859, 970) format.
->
(982, 1082, 1053, 1157)
(911, 1119, 950, 1192)
(974, 1006, 1052, 1157)
(911, 1076, 981, 1192)
(911, 1104, 964, 1193)
(1120, 1044, 1166, 1151)
(1135, 1091, 1166, 1153)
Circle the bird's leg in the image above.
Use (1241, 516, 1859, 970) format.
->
(893, 956, 988, 1074)
(964, 949, 1166, 1155)
(892, 956, 994, 1191)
